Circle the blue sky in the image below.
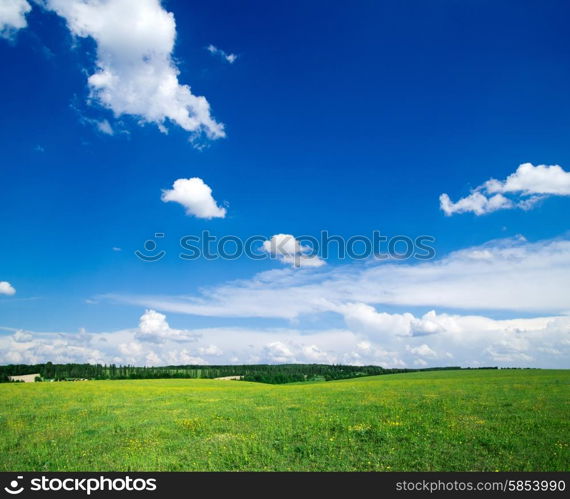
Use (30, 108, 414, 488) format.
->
(1, 0, 569, 368)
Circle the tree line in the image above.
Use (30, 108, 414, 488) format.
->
(0, 362, 497, 384)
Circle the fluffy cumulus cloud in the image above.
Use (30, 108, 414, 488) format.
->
(1, 309, 568, 368)
(0, 327, 109, 365)
(0, 318, 399, 368)
(0, 310, 206, 366)
(0, 281, 16, 296)
(440, 163, 570, 216)
(341, 303, 416, 337)
(43, 0, 224, 140)
(341, 305, 451, 338)
(262, 234, 325, 268)
(161, 177, 226, 219)
(206, 44, 237, 64)
(485, 163, 570, 196)
(340, 304, 568, 356)
(263, 341, 296, 363)
(340, 305, 570, 366)
(135, 309, 200, 343)
(0, 0, 31, 39)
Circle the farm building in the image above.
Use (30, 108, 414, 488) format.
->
(8, 374, 40, 383)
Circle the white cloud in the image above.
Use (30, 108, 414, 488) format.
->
(343, 305, 570, 367)
(198, 344, 223, 356)
(161, 177, 226, 219)
(0, 322, 353, 367)
(440, 163, 570, 216)
(410, 310, 447, 336)
(136, 309, 200, 343)
(95, 119, 114, 135)
(1, 331, 107, 365)
(13, 330, 32, 342)
(341, 302, 415, 337)
(44, 0, 224, 140)
(263, 341, 296, 363)
(341, 306, 449, 338)
(439, 192, 513, 216)
(344, 304, 570, 365)
(107, 236, 570, 318)
(145, 351, 161, 365)
(0, 0, 31, 39)
(301, 344, 332, 363)
(0, 311, 208, 366)
(0, 281, 16, 296)
(118, 341, 143, 356)
(348, 341, 406, 368)
(262, 234, 325, 268)
(341, 305, 543, 343)
(206, 44, 237, 64)
(485, 163, 570, 196)
(166, 350, 207, 365)
(140, 348, 207, 366)
(406, 344, 437, 357)
(1, 309, 568, 368)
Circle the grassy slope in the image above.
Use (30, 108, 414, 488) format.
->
(0, 369, 568, 471)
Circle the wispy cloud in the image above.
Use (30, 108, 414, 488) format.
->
(207, 44, 237, 64)
(103, 236, 570, 318)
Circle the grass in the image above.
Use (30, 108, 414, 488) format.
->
(0, 369, 568, 471)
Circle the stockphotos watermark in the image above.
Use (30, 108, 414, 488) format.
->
(134, 230, 436, 265)
(3, 475, 157, 495)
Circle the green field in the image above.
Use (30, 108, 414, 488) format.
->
(0, 370, 568, 471)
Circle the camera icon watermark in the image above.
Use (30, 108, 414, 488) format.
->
(4, 476, 24, 495)
(134, 233, 166, 262)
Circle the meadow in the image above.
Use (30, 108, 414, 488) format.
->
(0, 369, 568, 471)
